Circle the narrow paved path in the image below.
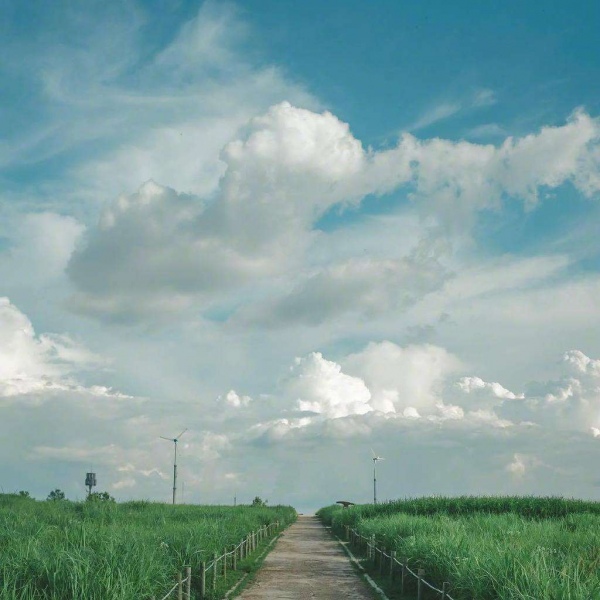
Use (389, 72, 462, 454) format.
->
(237, 516, 378, 599)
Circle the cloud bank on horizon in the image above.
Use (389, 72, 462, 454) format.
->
(1, 1, 599, 508)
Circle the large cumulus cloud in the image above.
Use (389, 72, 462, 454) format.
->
(223, 343, 600, 445)
(66, 104, 600, 322)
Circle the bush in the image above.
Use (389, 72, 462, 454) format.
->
(46, 489, 66, 501)
(86, 491, 116, 503)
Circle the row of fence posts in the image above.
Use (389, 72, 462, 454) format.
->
(151, 521, 279, 600)
(344, 525, 454, 600)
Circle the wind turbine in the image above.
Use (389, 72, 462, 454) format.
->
(371, 449, 385, 504)
(160, 429, 187, 505)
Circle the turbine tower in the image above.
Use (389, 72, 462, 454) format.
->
(371, 449, 385, 504)
(160, 429, 187, 504)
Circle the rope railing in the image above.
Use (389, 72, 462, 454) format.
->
(151, 521, 281, 600)
(151, 567, 192, 600)
(343, 525, 456, 600)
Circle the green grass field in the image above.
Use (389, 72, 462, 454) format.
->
(318, 496, 600, 600)
(0, 494, 296, 599)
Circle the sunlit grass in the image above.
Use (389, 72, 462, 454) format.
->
(318, 496, 599, 600)
(0, 495, 296, 599)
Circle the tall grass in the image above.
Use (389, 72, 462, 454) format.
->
(319, 495, 600, 522)
(0, 495, 295, 599)
(319, 497, 599, 600)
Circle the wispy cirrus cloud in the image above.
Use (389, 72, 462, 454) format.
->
(406, 88, 497, 131)
(0, 2, 316, 207)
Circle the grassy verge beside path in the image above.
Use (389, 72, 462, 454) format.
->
(0, 494, 296, 599)
(319, 496, 600, 600)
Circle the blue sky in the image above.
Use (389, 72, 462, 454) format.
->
(0, 0, 599, 510)
(243, 0, 600, 136)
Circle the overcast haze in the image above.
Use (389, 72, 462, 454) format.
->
(1, 0, 599, 512)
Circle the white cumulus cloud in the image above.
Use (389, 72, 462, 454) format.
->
(0, 297, 117, 399)
(343, 341, 462, 415)
(66, 104, 600, 323)
(286, 352, 372, 419)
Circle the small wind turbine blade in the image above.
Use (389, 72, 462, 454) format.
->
(176, 428, 188, 440)
(159, 436, 173, 441)
(371, 447, 377, 458)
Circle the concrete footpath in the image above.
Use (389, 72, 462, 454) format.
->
(236, 516, 379, 600)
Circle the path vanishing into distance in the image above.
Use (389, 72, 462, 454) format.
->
(237, 516, 379, 600)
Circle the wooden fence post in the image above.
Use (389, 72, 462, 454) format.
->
(442, 581, 450, 599)
(417, 568, 425, 600)
(401, 558, 407, 594)
(212, 552, 217, 593)
(200, 562, 206, 599)
(185, 566, 191, 600)
(177, 570, 183, 600)
(223, 548, 227, 577)
(390, 550, 396, 579)
(233, 544, 237, 571)
(379, 548, 384, 575)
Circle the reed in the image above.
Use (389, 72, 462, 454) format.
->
(0, 495, 295, 599)
(319, 496, 599, 600)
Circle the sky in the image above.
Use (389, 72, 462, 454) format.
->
(1, 0, 599, 512)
